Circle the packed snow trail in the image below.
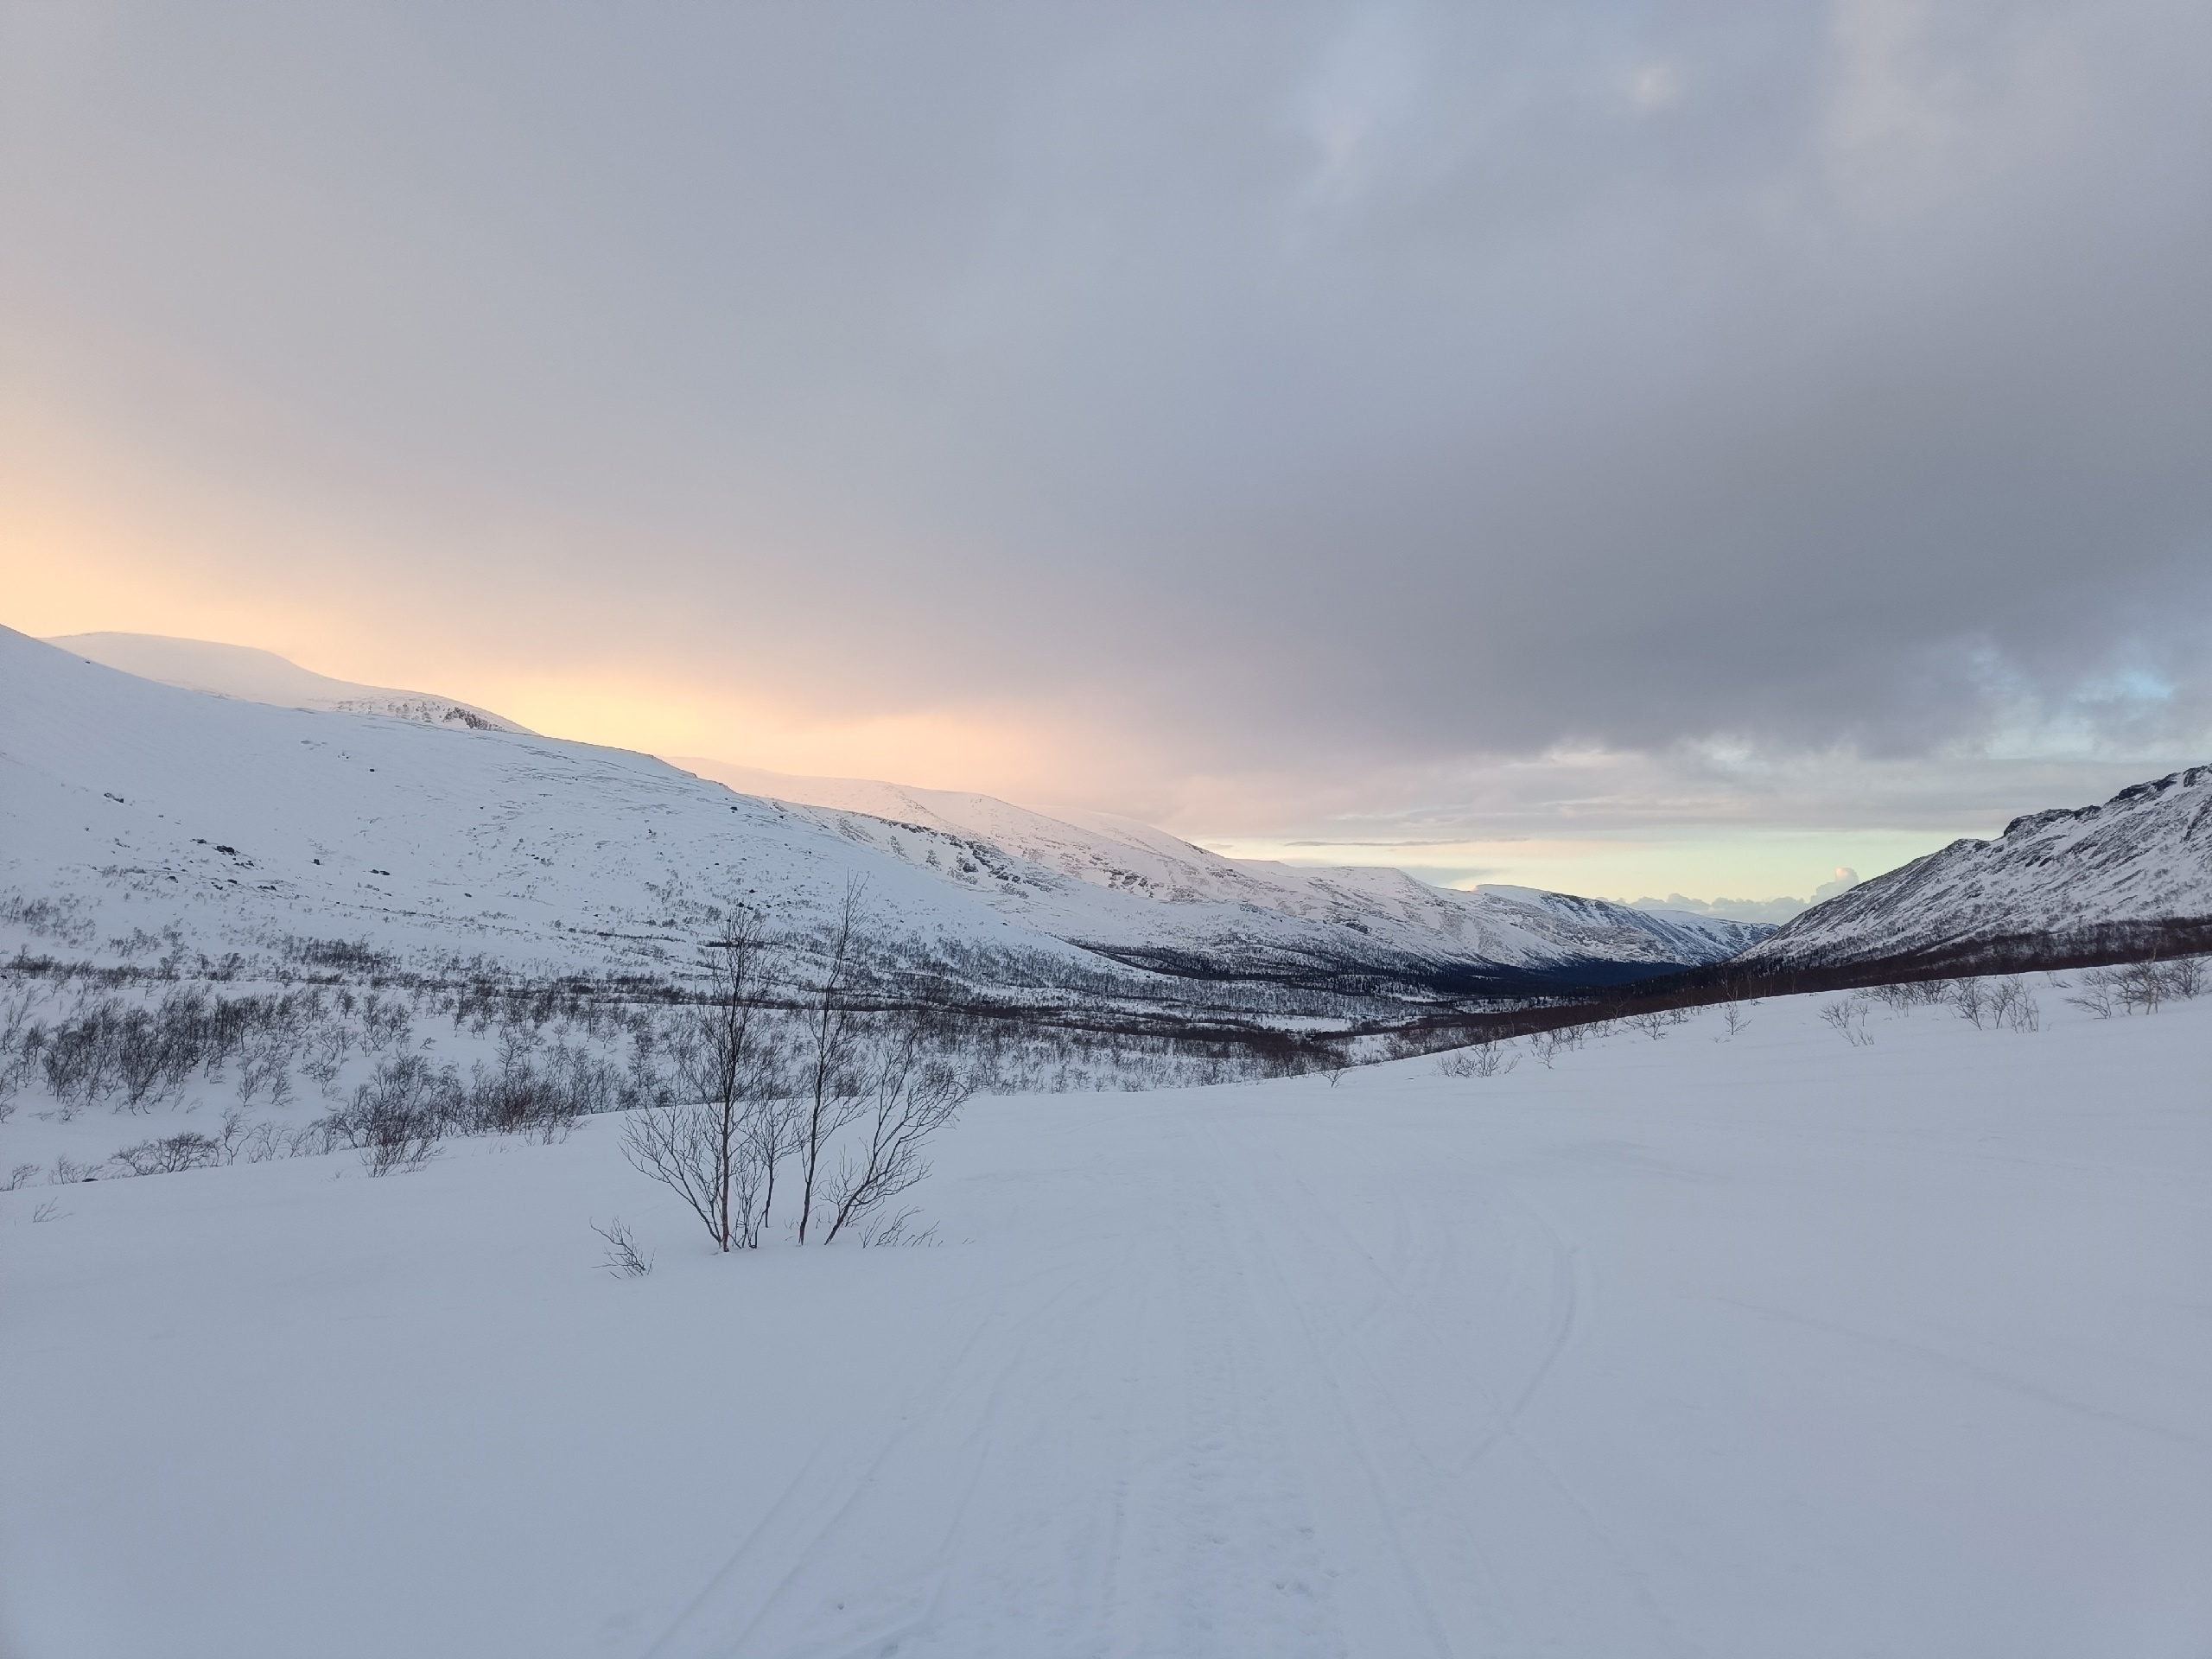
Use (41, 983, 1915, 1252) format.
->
(4, 992, 2209, 1656)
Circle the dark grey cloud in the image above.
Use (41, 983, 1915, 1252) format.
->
(5, 1, 2209, 800)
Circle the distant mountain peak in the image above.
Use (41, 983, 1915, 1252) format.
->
(1735, 763, 2212, 977)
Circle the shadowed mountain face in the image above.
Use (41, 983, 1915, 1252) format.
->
(4, 627, 1761, 1001)
(1732, 766, 2212, 979)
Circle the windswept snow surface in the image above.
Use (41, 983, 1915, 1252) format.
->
(5, 990, 2208, 1657)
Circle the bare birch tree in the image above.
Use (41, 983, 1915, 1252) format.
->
(621, 908, 780, 1251)
(795, 876, 868, 1243)
(821, 1010, 973, 1244)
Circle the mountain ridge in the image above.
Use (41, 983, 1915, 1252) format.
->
(1720, 763, 2212, 981)
(44, 632, 533, 734)
(3, 627, 1762, 1002)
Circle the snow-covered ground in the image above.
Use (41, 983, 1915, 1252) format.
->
(4, 988, 2208, 1658)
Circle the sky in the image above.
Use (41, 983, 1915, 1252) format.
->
(5, 1, 2209, 907)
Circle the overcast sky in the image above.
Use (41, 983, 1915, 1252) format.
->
(5, 1, 2208, 901)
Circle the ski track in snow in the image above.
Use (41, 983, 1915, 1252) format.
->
(4, 993, 2211, 1657)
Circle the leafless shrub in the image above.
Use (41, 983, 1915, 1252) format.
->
(357, 994, 413, 1053)
(112, 1008, 177, 1111)
(463, 1033, 611, 1143)
(1864, 978, 1953, 1012)
(235, 1028, 296, 1108)
(1819, 999, 1874, 1046)
(591, 1217, 654, 1277)
(31, 1197, 65, 1224)
(0, 892, 97, 948)
(1949, 977, 1991, 1029)
(794, 879, 868, 1245)
(1624, 1008, 1688, 1041)
(1718, 1003, 1752, 1039)
(860, 1208, 940, 1248)
(2067, 975, 2117, 1019)
(217, 1108, 286, 1164)
(1437, 1039, 1517, 1078)
(1528, 1025, 1586, 1069)
(624, 908, 785, 1250)
(1969, 976, 2041, 1033)
(820, 1015, 973, 1244)
(357, 1116, 442, 1176)
(4, 1163, 39, 1192)
(110, 1131, 225, 1177)
(320, 1054, 454, 1175)
(41, 1001, 121, 1106)
(48, 1154, 99, 1185)
(625, 1101, 755, 1248)
(2066, 957, 2204, 1019)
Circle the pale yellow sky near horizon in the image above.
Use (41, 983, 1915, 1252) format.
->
(0, 442, 1984, 910)
(10, 559, 1981, 907)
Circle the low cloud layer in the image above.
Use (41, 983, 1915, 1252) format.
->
(5, 2, 2208, 882)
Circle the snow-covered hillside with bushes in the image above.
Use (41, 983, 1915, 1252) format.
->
(4, 982, 2206, 1657)
(1739, 765, 2212, 976)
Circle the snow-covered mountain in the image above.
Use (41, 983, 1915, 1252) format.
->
(1733, 765, 2212, 976)
(677, 760, 1769, 992)
(3, 627, 1761, 998)
(45, 632, 532, 734)
(4, 627, 1095, 987)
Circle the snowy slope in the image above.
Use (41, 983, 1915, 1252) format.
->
(2, 628, 1760, 995)
(6, 989, 2207, 1657)
(1, 626, 1108, 982)
(1738, 765, 2212, 975)
(683, 760, 1768, 988)
(45, 632, 532, 734)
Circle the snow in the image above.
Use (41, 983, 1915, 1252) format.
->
(6, 988, 2207, 1657)
(41, 631, 533, 733)
(1, 625, 1126, 982)
(1745, 765, 2212, 970)
(677, 757, 1770, 982)
(3, 626, 1759, 994)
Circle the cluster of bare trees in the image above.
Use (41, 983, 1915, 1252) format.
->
(1853, 973, 2045, 1033)
(2063, 956, 2204, 1017)
(1436, 1039, 1517, 1077)
(623, 887, 974, 1251)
